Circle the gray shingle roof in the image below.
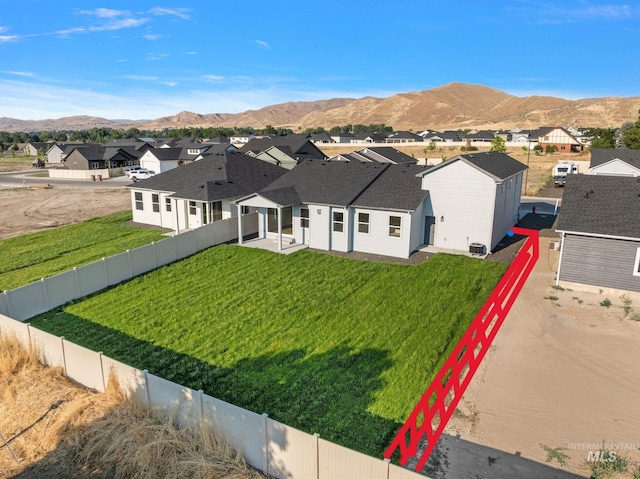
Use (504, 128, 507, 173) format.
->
(556, 174, 640, 239)
(420, 151, 527, 181)
(127, 151, 287, 202)
(590, 148, 640, 169)
(239, 138, 326, 162)
(258, 160, 387, 207)
(356, 147, 417, 164)
(352, 164, 429, 211)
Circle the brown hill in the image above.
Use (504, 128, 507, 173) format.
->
(2, 83, 639, 133)
(0, 115, 144, 133)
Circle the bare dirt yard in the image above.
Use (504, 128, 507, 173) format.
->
(427, 237, 640, 479)
(0, 186, 131, 240)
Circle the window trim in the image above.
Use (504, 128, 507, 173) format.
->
(357, 212, 370, 234)
(300, 208, 309, 228)
(134, 191, 143, 211)
(634, 247, 640, 277)
(152, 193, 160, 213)
(165, 197, 172, 212)
(389, 215, 401, 238)
(332, 211, 344, 233)
(189, 201, 197, 216)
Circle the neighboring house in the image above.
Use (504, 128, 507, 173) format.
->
(310, 132, 334, 144)
(589, 148, 640, 177)
(556, 174, 640, 293)
(239, 137, 327, 166)
(330, 133, 355, 143)
(63, 146, 140, 170)
(536, 127, 583, 152)
(230, 134, 255, 145)
(46, 144, 66, 164)
(103, 138, 157, 151)
(386, 131, 423, 143)
(252, 145, 300, 170)
(351, 132, 389, 143)
(235, 151, 526, 258)
(128, 151, 287, 232)
(138, 145, 234, 173)
(23, 141, 50, 156)
(422, 131, 462, 143)
(417, 152, 526, 253)
(327, 147, 417, 164)
(466, 130, 494, 143)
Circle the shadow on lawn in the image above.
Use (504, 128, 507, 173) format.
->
(29, 312, 401, 458)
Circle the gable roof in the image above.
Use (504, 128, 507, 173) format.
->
(590, 148, 640, 169)
(239, 137, 326, 162)
(257, 160, 387, 207)
(351, 164, 429, 211)
(418, 151, 527, 181)
(556, 174, 640, 239)
(127, 151, 287, 202)
(356, 147, 417, 164)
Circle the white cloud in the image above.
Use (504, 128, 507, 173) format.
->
(255, 40, 271, 50)
(508, 2, 640, 23)
(0, 35, 20, 43)
(146, 53, 170, 61)
(161, 81, 178, 87)
(203, 74, 225, 81)
(149, 7, 191, 20)
(143, 33, 162, 40)
(184, 51, 198, 55)
(79, 8, 130, 18)
(123, 75, 160, 82)
(4, 71, 36, 78)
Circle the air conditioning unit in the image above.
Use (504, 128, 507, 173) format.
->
(469, 243, 485, 255)
(549, 240, 560, 251)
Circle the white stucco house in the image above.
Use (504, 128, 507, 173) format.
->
(235, 152, 527, 258)
(127, 151, 287, 232)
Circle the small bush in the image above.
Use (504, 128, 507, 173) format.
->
(460, 146, 478, 152)
(600, 299, 612, 308)
(540, 444, 569, 467)
(545, 295, 559, 301)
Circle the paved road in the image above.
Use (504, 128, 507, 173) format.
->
(0, 169, 133, 189)
(520, 196, 562, 216)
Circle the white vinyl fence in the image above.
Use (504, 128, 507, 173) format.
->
(0, 214, 427, 479)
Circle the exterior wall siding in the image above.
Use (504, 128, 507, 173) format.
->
(352, 208, 413, 258)
(591, 160, 640, 177)
(421, 160, 496, 252)
(491, 173, 522, 250)
(559, 234, 640, 292)
(309, 205, 331, 251)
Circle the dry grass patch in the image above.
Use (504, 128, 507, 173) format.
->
(0, 335, 264, 479)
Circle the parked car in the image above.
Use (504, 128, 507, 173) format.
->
(129, 169, 155, 181)
(124, 166, 142, 174)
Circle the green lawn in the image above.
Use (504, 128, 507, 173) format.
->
(0, 211, 167, 291)
(30, 245, 507, 457)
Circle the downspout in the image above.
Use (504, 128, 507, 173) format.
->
(555, 232, 565, 286)
(174, 198, 180, 234)
(277, 206, 283, 251)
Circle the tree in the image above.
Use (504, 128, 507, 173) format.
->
(585, 127, 616, 149)
(490, 136, 507, 152)
(621, 110, 640, 149)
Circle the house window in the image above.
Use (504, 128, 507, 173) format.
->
(212, 201, 222, 222)
(135, 192, 143, 211)
(389, 216, 401, 237)
(152, 194, 160, 213)
(332, 211, 344, 233)
(634, 248, 640, 277)
(165, 198, 172, 212)
(358, 212, 369, 234)
(300, 208, 309, 228)
(241, 205, 250, 215)
(189, 201, 197, 215)
(91, 162, 100, 169)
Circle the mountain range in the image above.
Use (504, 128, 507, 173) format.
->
(2, 83, 640, 133)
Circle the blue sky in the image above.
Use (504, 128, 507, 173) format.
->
(1, 1, 639, 120)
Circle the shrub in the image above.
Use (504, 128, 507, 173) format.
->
(600, 298, 612, 308)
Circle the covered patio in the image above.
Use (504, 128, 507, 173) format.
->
(239, 237, 308, 255)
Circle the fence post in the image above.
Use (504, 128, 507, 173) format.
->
(313, 433, 321, 479)
(152, 242, 157, 269)
(60, 337, 67, 376)
(142, 369, 151, 405)
(40, 278, 50, 312)
(73, 267, 81, 298)
(98, 352, 106, 392)
(262, 413, 269, 475)
(102, 257, 109, 286)
(4, 291, 14, 318)
(127, 250, 133, 278)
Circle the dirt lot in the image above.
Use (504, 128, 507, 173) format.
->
(0, 186, 131, 240)
(428, 237, 640, 479)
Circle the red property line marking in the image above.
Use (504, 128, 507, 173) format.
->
(384, 227, 539, 471)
